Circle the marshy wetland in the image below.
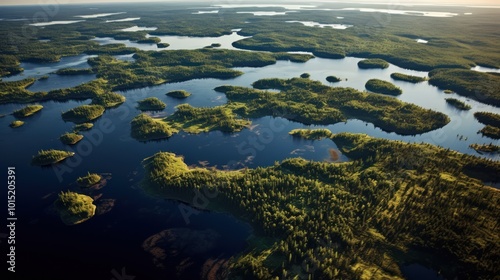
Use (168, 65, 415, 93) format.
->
(1, 2, 499, 280)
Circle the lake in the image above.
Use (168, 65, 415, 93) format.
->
(1, 14, 499, 280)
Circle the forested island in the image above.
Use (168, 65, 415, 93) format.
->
(358, 59, 389, 69)
(289, 128, 333, 140)
(365, 79, 403, 96)
(32, 150, 75, 166)
(445, 98, 471, 110)
(166, 90, 191, 99)
(60, 132, 84, 145)
(13, 104, 43, 118)
(390, 73, 426, 83)
(9, 120, 24, 128)
(62, 104, 105, 124)
(131, 103, 251, 141)
(76, 173, 102, 188)
(137, 97, 166, 111)
(54, 191, 96, 225)
(142, 131, 500, 279)
(216, 77, 448, 135)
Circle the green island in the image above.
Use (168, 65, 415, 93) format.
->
(9, 120, 24, 128)
(165, 104, 251, 134)
(13, 104, 43, 118)
(54, 191, 96, 225)
(390, 73, 427, 83)
(166, 90, 191, 99)
(137, 97, 166, 111)
(445, 98, 472, 110)
(38, 75, 49, 80)
(429, 69, 500, 107)
(131, 103, 252, 141)
(479, 125, 500, 139)
(365, 79, 403, 96)
(131, 113, 178, 141)
(91, 91, 126, 108)
(474, 112, 500, 127)
(326, 75, 341, 83)
(444, 89, 454, 94)
(32, 149, 75, 166)
(289, 128, 333, 140)
(211, 43, 222, 48)
(300, 73, 310, 78)
(156, 43, 169, 48)
(76, 172, 102, 188)
(73, 123, 93, 132)
(142, 131, 500, 279)
(216, 77, 448, 135)
(60, 132, 84, 145)
(357, 59, 389, 69)
(55, 68, 94, 75)
(470, 143, 500, 154)
(61, 104, 105, 124)
(137, 37, 161, 44)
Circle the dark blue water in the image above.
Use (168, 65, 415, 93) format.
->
(402, 263, 445, 280)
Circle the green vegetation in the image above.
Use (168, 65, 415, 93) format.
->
(470, 143, 500, 154)
(157, 43, 169, 48)
(137, 37, 161, 44)
(429, 69, 500, 107)
(137, 97, 166, 111)
(479, 125, 500, 139)
(358, 59, 389, 69)
(445, 98, 471, 110)
(38, 75, 49, 80)
(142, 132, 500, 279)
(166, 90, 191, 99)
(54, 191, 96, 225)
(73, 123, 93, 132)
(9, 120, 24, 128)
(76, 172, 102, 188)
(390, 72, 426, 83)
(32, 149, 75, 166)
(474, 112, 500, 127)
(131, 113, 178, 141)
(165, 104, 251, 134)
(0, 78, 36, 104)
(300, 73, 310, 78)
(91, 91, 126, 108)
(326, 75, 341, 83)
(61, 104, 105, 124)
(211, 43, 221, 48)
(289, 128, 333, 140)
(60, 132, 84, 145)
(444, 89, 454, 94)
(56, 68, 94, 75)
(131, 103, 251, 140)
(365, 79, 403, 96)
(216, 77, 448, 135)
(13, 104, 43, 118)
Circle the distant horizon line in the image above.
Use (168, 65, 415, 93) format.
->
(0, 1, 499, 7)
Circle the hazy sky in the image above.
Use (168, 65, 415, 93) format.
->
(0, 0, 498, 6)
